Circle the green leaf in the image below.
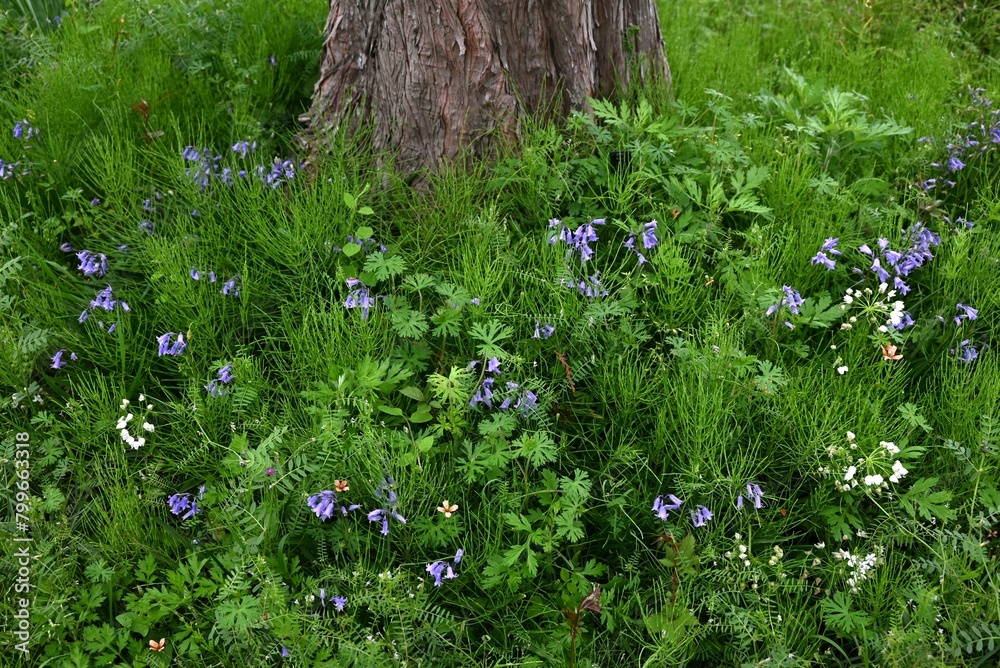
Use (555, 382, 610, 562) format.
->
(379, 405, 404, 416)
(399, 386, 425, 402)
(358, 207, 375, 216)
(355, 226, 374, 239)
(364, 252, 406, 282)
(410, 411, 433, 423)
(342, 243, 361, 257)
(343, 192, 357, 211)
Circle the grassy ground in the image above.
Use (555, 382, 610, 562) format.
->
(1, 0, 1000, 666)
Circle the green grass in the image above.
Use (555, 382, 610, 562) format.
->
(1, 0, 1000, 666)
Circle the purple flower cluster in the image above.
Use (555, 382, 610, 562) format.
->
(156, 332, 187, 356)
(168, 493, 200, 520)
(221, 276, 241, 297)
(533, 321, 555, 339)
(0, 159, 18, 180)
(87, 285, 130, 313)
(76, 250, 108, 277)
(919, 87, 1000, 192)
(182, 145, 294, 191)
(690, 505, 713, 527)
(319, 589, 347, 612)
(766, 285, 803, 328)
(955, 339, 979, 363)
(652, 493, 683, 520)
(426, 549, 463, 586)
(954, 303, 978, 326)
(13, 120, 38, 140)
(367, 475, 406, 536)
(810, 238, 842, 271)
(257, 158, 296, 189)
(623, 220, 659, 265)
(307, 490, 361, 521)
(736, 483, 765, 510)
(562, 272, 609, 298)
(232, 141, 257, 159)
(652, 492, 712, 528)
(206, 364, 235, 397)
(51, 349, 78, 369)
(858, 222, 939, 297)
(549, 217, 605, 263)
(344, 278, 374, 319)
(190, 268, 218, 283)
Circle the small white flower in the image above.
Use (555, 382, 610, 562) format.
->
(878, 282, 888, 293)
(878, 325, 889, 333)
(846, 431, 856, 441)
(815, 541, 826, 549)
(845, 466, 857, 481)
(142, 422, 154, 432)
(843, 294, 854, 304)
(840, 323, 853, 330)
(139, 394, 145, 402)
(837, 366, 849, 375)
(881, 440, 899, 454)
(863, 474, 884, 486)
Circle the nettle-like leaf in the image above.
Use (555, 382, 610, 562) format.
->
(390, 307, 429, 339)
(515, 431, 557, 466)
(798, 294, 844, 328)
(820, 592, 872, 637)
(898, 477, 956, 523)
(363, 252, 406, 282)
(753, 360, 787, 395)
(468, 320, 513, 359)
(899, 402, 933, 434)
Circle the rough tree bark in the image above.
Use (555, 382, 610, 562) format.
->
(301, 1, 670, 176)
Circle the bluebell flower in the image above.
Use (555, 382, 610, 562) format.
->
(859, 244, 874, 257)
(78, 310, 89, 323)
(367, 476, 406, 536)
(487, 357, 501, 374)
(955, 303, 978, 325)
(810, 251, 836, 271)
(168, 493, 200, 519)
(232, 141, 257, 158)
(139, 220, 154, 234)
(652, 494, 683, 520)
(209, 271, 217, 283)
(51, 348, 75, 369)
(533, 322, 555, 339)
(76, 250, 108, 277)
(956, 340, 979, 363)
(190, 268, 200, 280)
(470, 297, 480, 305)
(218, 365, 235, 384)
(766, 285, 803, 317)
(191, 209, 199, 218)
(91, 198, 101, 206)
(90, 285, 118, 311)
(820, 238, 842, 256)
(13, 120, 36, 139)
(641, 220, 659, 250)
(690, 505, 713, 528)
(736, 483, 765, 510)
(948, 156, 965, 172)
(426, 549, 463, 586)
(108, 323, 116, 333)
(221, 277, 241, 297)
(469, 376, 495, 408)
(870, 258, 890, 284)
(307, 490, 338, 520)
(333, 596, 347, 611)
(59, 243, 73, 253)
(344, 278, 374, 319)
(157, 332, 186, 356)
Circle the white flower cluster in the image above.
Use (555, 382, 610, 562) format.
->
(118, 395, 154, 449)
(724, 533, 751, 568)
(839, 284, 906, 332)
(829, 431, 909, 493)
(833, 546, 883, 592)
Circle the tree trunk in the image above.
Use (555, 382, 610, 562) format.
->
(301, 0, 670, 177)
